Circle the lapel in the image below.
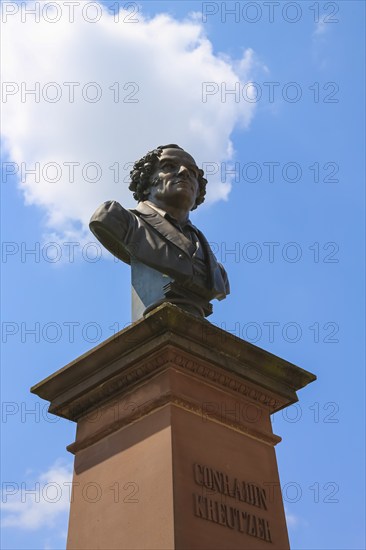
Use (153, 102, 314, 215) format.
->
(134, 202, 196, 258)
(133, 202, 226, 295)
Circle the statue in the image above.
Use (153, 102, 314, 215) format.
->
(90, 144, 230, 319)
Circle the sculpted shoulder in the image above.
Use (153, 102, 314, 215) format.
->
(89, 200, 137, 264)
(90, 200, 127, 222)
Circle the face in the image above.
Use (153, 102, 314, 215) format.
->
(147, 148, 200, 212)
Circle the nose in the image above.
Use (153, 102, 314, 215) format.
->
(177, 165, 190, 179)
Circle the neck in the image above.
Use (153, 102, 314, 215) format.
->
(148, 199, 190, 225)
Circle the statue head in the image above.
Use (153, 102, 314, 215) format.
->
(129, 144, 207, 211)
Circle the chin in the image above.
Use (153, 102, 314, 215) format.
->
(174, 187, 194, 199)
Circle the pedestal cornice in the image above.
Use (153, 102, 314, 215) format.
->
(31, 303, 316, 423)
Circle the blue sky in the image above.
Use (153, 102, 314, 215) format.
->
(1, 1, 365, 549)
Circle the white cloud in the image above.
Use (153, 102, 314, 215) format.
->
(285, 507, 308, 529)
(285, 509, 300, 527)
(312, 14, 333, 69)
(313, 12, 336, 38)
(1, 459, 72, 531)
(314, 18, 327, 37)
(1, 1, 260, 241)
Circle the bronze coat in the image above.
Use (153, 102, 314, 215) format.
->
(89, 201, 230, 301)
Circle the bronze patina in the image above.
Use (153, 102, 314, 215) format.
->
(90, 144, 230, 319)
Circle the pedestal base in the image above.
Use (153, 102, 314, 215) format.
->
(31, 304, 316, 549)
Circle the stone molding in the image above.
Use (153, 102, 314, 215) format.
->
(31, 304, 316, 422)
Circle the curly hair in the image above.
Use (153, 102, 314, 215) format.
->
(129, 144, 207, 210)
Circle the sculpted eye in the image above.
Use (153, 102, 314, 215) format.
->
(161, 162, 175, 171)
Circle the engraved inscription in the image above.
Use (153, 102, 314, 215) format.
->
(193, 463, 272, 544)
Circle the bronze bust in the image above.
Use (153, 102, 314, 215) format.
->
(90, 144, 229, 319)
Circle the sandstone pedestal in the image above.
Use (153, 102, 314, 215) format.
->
(31, 304, 316, 549)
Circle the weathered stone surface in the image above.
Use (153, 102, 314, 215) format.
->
(31, 303, 316, 549)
